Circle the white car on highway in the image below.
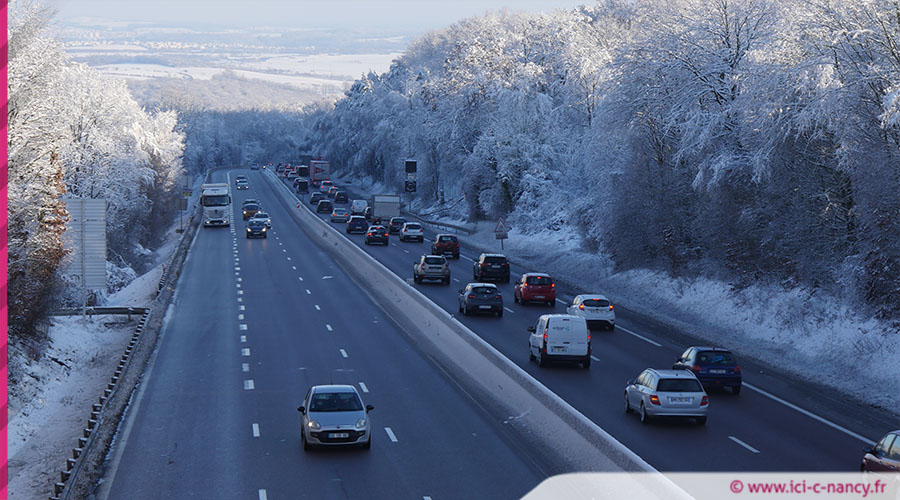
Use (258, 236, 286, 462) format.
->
(250, 211, 271, 228)
(566, 294, 615, 331)
(399, 222, 424, 242)
(298, 385, 374, 450)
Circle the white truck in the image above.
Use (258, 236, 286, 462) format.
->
(200, 183, 232, 227)
(309, 160, 330, 187)
(372, 194, 401, 224)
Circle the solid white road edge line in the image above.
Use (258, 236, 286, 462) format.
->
(460, 255, 475, 262)
(339, 349, 348, 358)
(385, 427, 398, 442)
(616, 325, 663, 347)
(503, 307, 515, 313)
(743, 382, 877, 445)
(728, 436, 760, 453)
(359, 382, 369, 393)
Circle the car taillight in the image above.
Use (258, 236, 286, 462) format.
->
(609, 305, 614, 310)
(421, 264, 426, 270)
(551, 283, 555, 288)
(481, 263, 488, 268)
(454, 242, 459, 247)
(543, 332, 548, 347)
(494, 294, 501, 299)
(502, 262, 509, 267)
(700, 395, 709, 406)
(383, 233, 389, 237)
(367, 232, 373, 236)
(522, 283, 528, 288)
(467, 294, 476, 299)
(579, 304, 585, 310)
(649, 395, 661, 405)
(691, 365, 701, 372)
(734, 365, 741, 373)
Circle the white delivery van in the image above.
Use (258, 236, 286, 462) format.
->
(528, 314, 590, 369)
(350, 199, 368, 216)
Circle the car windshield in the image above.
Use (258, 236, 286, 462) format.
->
(201, 195, 230, 207)
(309, 392, 363, 412)
(424, 257, 445, 265)
(484, 256, 507, 264)
(243, 205, 259, 211)
(391, 218, 406, 224)
(248, 220, 265, 227)
(582, 299, 610, 308)
(439, 236, 456, 242)
(254, 212, 268, 218)
(406, 224, 421, 230)
(697, 351, 736, 365)
(657, 379, 703, 392)
(527, 276, 553, 285)
(472, 286, 497, 294)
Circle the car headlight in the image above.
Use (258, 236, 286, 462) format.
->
(355, 418, 367, 429)
(246, 227, 251, 231)
(307, 420, 320, 430)
(261, 227, 267, 231)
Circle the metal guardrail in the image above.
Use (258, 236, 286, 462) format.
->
(49, 308, 151, 500)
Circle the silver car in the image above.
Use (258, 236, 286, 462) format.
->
(250, 211, 271, 228)
(413, 255, 450, 285)
(624, 369, 708, 425)
(298, 385, 373, 450)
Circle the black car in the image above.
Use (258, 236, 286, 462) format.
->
(473, 253, 510, 282)
(346, 216, 368, 234)
(673, 347, 742, 394)
(388, 217, 407, 234)
(246, 219, 268, 238)
(458, 283, 503, 317)
(242, 203, 261, 220)
(365, 225, 389, 245)
(431, 234, 460, 259)
(309, 192, 325, 205)
(316, 199, 333, 213)
(334, 191, 348, 204)
(250, 165, 260, 170)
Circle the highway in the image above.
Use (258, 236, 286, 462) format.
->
(268, 170, 895, 473)
(96, 167, 896, 499)
(96, 170, 546, 500)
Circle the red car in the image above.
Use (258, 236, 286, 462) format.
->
(862, 430, 900, 472)
(514, 273, 556, 306)
(431, 234, 460, 259)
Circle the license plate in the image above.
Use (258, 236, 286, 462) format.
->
(479, 305, 491, 309)
(328, 432, 350, 438)
(552, 346, 567, 353)
(669, 397, 690, 403)
(710, 369, 726, 374)
(491, 265, 500, 268)
(534, 295, 544, 299)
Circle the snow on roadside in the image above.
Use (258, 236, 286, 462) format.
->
(330, 173, 900, 415)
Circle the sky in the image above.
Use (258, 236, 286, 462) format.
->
(43, 0, 592, 30)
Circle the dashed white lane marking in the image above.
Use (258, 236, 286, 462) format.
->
(238, 314, 244, 320)
(240, 335, 247, 343)
(237, 297, 243, 302)
(239, 305, 245, 311)
(237, 277, 242, 282)
(239, 324, 248, 331)
(282, 249, 286, 253)
(306, 289, 311, 295)
(729, 436, 760, 453)
(591, 355, 601, 362)
(424, 497, 433, 500)
(279, 242, 282, 245)
(315, 305, 321, 311)
(252, 423, 260, 437)
(391, 243, 397, 247)
(616, 325, 662, 347)
(292, 266, 296, 270)
(241, 348, 251, 356)
(258, 490, 268, 500)
(235, 267, 241, 271)
(244, 380, 255, 390)
(339, 349, 348, 358)
(359, 382, 369, 393)
(326, 324, 333, 332)
(236, 283, 242, 289)
(322, 275, 333, 280)
(287, 257, 292, 261)
(453, 278, 460, 282)
(460, 255, 474, 262)
(555, 298, 565, 305)
(298, 276, 304, 281)
(237, 290, 244, 295)
(503, 307, 515, 313)
(384, 427, 398, 442)
(742, 383, 876, 445)
(235, 272, 240, 276)
(403, 249, 410, 254)
(242, 363, 250, 372)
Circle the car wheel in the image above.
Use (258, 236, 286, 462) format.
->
(443, 277, 450, 285)
(582, 356, 591, 369)
(609, 325, 616, 332)
(731, 385, 742, 395)
(514, 294, 519, 304)
(640, 403, 650, 424)
(624, 393, 632, 413)
(362, 438, 371, 450)
(302, 433, 311, 451)
(547, 301, 554, 307)
(414, 275, 420, 284)
(529, 346, 535, 361)
(696, 416, 707, 426)
(263, 234, 267, 238)
(462, 305, 469, 316)
(365, 240, 370, 245)
(537, 349, 546, 367)
(497, 309, 503, 317)
(245, 234, 249, 239)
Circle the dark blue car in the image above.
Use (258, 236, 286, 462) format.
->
(673, 346, 742, 394)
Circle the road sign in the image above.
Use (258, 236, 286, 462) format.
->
(182, 189, 192, 198)
(405, 160, 417, 173)
(404, 181, 417, 193)
(65, 197, 107, 290)
(176, 197, 188, 210)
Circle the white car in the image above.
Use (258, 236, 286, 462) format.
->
(566, 294, 615, 331)
(528, 314, 590, 368)
(298, 385, 373, 450)
(625, 369, 708, 425)
(250, 211, 271, 228)
(399, 222, 424, 242)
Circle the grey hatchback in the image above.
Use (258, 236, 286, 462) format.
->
(298, 385, 374, 450)
(458, 283, 503, 317)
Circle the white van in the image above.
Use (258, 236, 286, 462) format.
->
(350, 199, 368, 216)
(528, 314, 590, 368)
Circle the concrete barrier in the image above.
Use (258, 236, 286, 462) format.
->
(264, 169, 655, 475)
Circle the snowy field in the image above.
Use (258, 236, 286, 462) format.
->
(333, 172, 900, 415)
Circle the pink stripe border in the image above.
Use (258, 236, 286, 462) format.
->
(2, 0, 10, 498)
